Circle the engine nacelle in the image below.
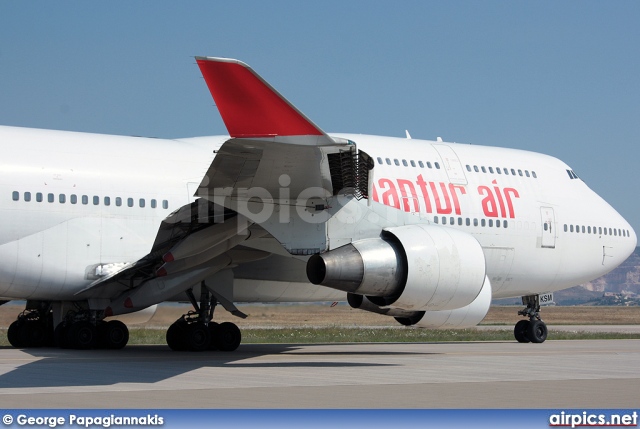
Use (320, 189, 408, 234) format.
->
(348, 276, 492, 329)
(307, 224, 486, 311)
(411, 275, 492, 329)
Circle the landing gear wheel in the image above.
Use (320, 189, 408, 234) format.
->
(208, 322, 219, 351)
(215, 322, 241, 352)
(514, 320, 530, 343)
(186, 322, 211, 352)
(166, 319, 188, 351)
(20, 320, 47, 348)
(54, 323, 68, 348)
(8, 321, 22, 348)
(528, 319, 548, 343)
(100, 320, 129, 349)
(66, 321, 98, 349)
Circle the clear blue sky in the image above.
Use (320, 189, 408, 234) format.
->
(1, 2, 639, 235)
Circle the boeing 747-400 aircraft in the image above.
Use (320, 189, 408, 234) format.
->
(0, 57, 636, 351)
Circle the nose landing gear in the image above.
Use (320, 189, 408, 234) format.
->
(514, 295, 548, 343)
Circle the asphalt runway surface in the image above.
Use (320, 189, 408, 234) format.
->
(0, 338, 639, 409)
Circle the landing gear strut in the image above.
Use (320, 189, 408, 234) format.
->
(514, 295, 548, 344)
(166, 282, 243, 352)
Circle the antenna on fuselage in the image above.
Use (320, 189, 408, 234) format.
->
(405, 130, 412, 139)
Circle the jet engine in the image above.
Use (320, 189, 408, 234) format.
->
(347, 275, 492, 329)
(307, 224, 486, 312)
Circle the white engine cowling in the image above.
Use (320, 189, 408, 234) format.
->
(307, 224, 487, 312)
(412, 275, 492, 329)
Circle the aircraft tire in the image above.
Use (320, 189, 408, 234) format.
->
(528, 320, 547, 344)
(208, 322, 219, 351)
(20, 320, 47, 348)
(166, 319, 188, 351)
(8, 321, 22, 348)
(67, 321, 98, 349)
(514, 320, 530, 343)
(215, 322, 241, 352)
(186, 322, 211, 352)
(100, 320, 129, 349)
(54, 323, 69, 348)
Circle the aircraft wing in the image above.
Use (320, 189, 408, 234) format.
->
(194, 57, 373, 254)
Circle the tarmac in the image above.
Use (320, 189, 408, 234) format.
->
(0, 338, 639, 408)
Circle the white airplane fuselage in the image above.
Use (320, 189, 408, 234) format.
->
(0, 125, 636, 304)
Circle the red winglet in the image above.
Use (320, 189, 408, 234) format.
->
(196, 57, 324, 138)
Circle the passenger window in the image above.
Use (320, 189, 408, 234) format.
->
(93, 196, 99, 205)
(496, 220, 500, 228)
(582, 226, 585, 233)
(503, 220, 508, 228)
(116, 197, 122, 207)
(532, 171, 537, 178)
(139, 198, 145, 208)
(604, 228, 607, 235)
(82, 195, 88, 205)
(36, 192, 43, 202)
(162, 200, 169, 209)
(576, 225, 580, 233)
(151, 199, 157, 208)
(377, 157, 383, 165)
(525, 171, 530, 178)
(570, 225, 574, 232)
(48, 193, 54, 203)
(12, 191, 19, 201)
(588, 226, 591, 234)
(127, 198, 133, 207)
(481, 166, 486, 173)
(427, 162, 432, 169)
(488, 167, 494, 173)
(544, 223, 548, 231)
(598, 227, 602, 235)
(450, 217, 454, 225)
(518, 170, 523, 176)
(458, 218, 462, 226)
(489, 219, 493, 227)
(481, 219, 486, 227)
(24, 192, 31, 202)
(564, 224, 568, 232)
(70, 194, 77, 204)
(511, 169, 516, 175)
(394, 159, 399, 166)
(474, 166, 479, 172)
(503, 169, 509, 176)
(609, 228, 612, 235)
(104, 196, 110, 206)
(442, 217, 447, 225)
(496, 168, 502, 174)
(466, 165, 472, 172)
(473, 219, 478, 227)
(466, 218, 470, 226)
(435, 162, 440, 169)
(410, 160, 416, 167)
(402, 160, 408, 167)
(59, 194, 66, 204)
(418, 161, 424, 168)
(385, 158, 391, 165)
(434, 216, 439, 224)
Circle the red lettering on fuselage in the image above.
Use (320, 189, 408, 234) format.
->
(372, 176, 521, 219)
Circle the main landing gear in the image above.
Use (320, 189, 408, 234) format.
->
(166, 282, 244, 352)
(514, 294, 548, 344)
(7, 301, 129, 350)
